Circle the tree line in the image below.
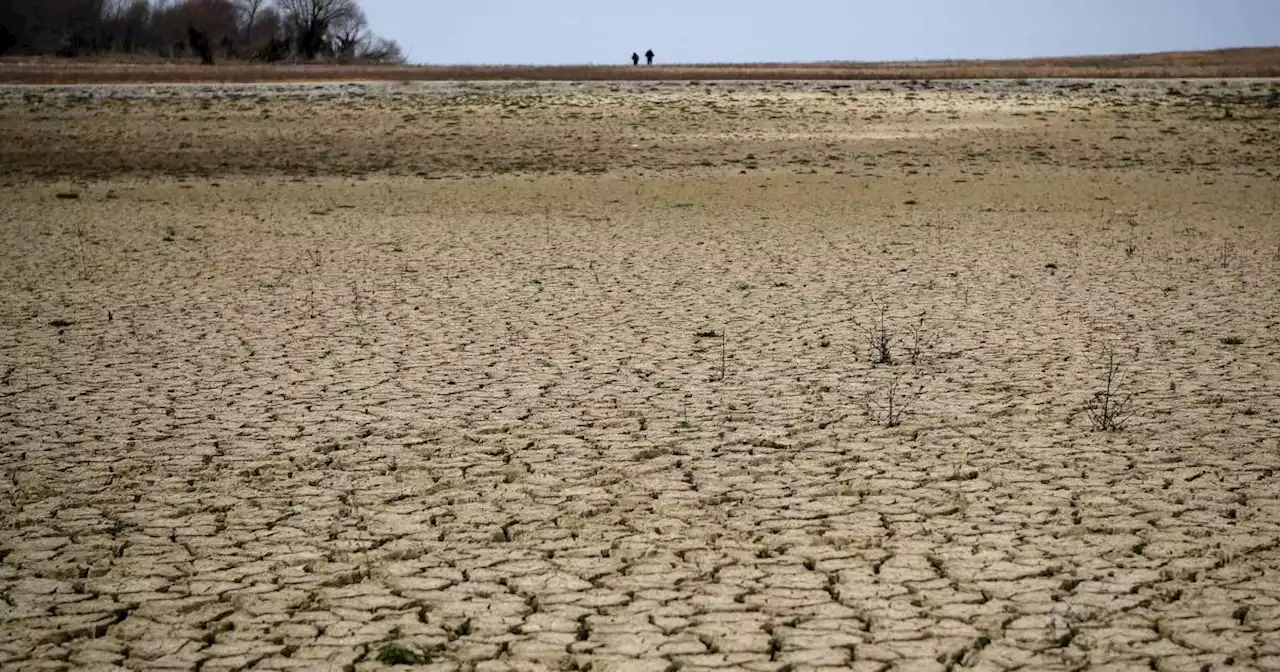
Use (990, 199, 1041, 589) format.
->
(0, 0, 405, 63)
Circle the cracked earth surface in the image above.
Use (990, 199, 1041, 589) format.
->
(1, 80, 1280, 671)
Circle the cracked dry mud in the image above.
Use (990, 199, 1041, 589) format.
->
(2, 79, 1280, 671)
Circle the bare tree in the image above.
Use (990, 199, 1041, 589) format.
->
(246, 5, 286, 59)
(183, 0, 237, 44)
(328, 5, 365, 62)
(1, 0, 401, 62)
(76, 0, 112, 53)
(359, 36, 403, 63)
(9, 0, 114, 55)
(0, 0, 35, 54)
(235, 0, 264, 41)
(275, 0, 358, 59)
(118, 0, 153, 52)
(147, 0, 235, 59)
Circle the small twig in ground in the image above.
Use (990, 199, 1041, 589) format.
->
(350, 279, 364, 317)
(70, 219, 94, 280)
(307, 275, 317, 319)
(1121, 212, 1139, 258)
(715, 330, 728, 381)
(299, 243, 322, 319)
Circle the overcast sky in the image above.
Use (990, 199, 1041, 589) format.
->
(359, 0, 1280, 65)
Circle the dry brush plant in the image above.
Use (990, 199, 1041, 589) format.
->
(853, 296, 938, 368)
(904, 315, 937, 366)
(853, 295, 939, 428)
(69, 217, 95, 281)
(1085, 344, 1137, 431)
(1111, 211, 1139, 258)
(864, 370, 925, 429)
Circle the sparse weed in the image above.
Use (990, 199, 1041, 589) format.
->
(301, 239, 322, 319)
(852, 297, 938, 427)
(854, 297, 935, 367)
(856, 297, 895, 365)
(904, 316, 936, 366)
(1085, 345, 1135, 431)
(350, 279, 364, 316)
(306, 275, 318, 319)
(714, 330, 728, 381)
(69, 219, 94, 280)
(865, 371, 922, 428)
(1113, 212, 1138, 257)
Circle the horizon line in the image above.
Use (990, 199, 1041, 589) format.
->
(397, 45, 1280, 68)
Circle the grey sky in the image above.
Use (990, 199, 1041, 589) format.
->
(360, 0, 1280, 65)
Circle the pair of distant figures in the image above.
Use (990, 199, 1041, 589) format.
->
(631, 50, 655, 66)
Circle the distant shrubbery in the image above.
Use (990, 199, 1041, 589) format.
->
(0, 0, 404, 63)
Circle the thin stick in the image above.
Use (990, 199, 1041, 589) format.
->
(718, 330, 727, 381)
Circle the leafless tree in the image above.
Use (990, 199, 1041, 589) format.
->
(359, 36, 403, 63)
(328, 5, 365, 61)
(236, 0, 264, 41)
(3, 0, 113, 55)
(247, 5, 286, 59)
(275, 0, 358, 58)
(1, 0, 401, 62)
(118, 0, 153, 52)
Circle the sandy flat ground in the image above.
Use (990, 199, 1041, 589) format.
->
(1, 79, 1280, 671)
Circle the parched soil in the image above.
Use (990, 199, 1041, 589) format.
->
(1, 78, 1279, 671)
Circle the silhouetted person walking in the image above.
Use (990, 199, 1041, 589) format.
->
(631, 52, 640, 66)
(645, 49, 655, 65)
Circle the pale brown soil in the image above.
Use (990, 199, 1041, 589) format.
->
(1, 78, 1280, 671)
